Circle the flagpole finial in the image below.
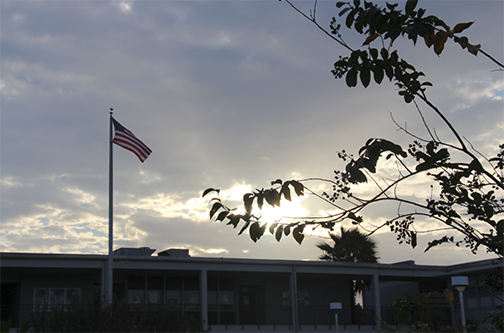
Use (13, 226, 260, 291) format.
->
(110, 108, 114, 115)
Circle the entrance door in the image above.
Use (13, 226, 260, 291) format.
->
(1, 283, 20, 326)
(239, 286, 257, 324)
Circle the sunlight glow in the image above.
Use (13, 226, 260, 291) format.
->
(221, 183, 310, 223)
(259, 195, 309, 222)
(220, 183, 253, 201)
(193, 247, 228, 255)
(118, 1, 132, 13)
(64, 187, 96, 205)
(133, 193, 209, 222)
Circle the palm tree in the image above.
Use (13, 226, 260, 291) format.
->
(317, 226, 379, 263)
(317, 226, 379, 323)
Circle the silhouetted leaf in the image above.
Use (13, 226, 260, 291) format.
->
(238, 217, 250, 235)
(351, 169, 367, 183)
(360, 67, 371, 88)
(291, 180, 305, 196)
(380, 48, 388, 60)
(424, 235, 453, 252)
(453, 21, 474, 34)
(346, 67, 358, 87)
(404, 93, 414, 103)
(405, 0, 418, 16)
(411, 232, 417, 248)
(249, 222, 259, 242)
(347, 212, 363, 223)
(226, 215, 240, 228)
(275, 225, 283, 242)
(497, 220, 504, 234)
(203, 188, 219, 197)
(390, 50, 399, 63)
(271, 179, 283, 186)
(257, 193, 264, 210)
(346, 9, 357, 28)
(416, 162, 431, 172)
(249, 222, 265, 242)
(372, 65, 384, 84)
(336, 1, 347, 9)
(386, 2, 398, 10)
(338, 6, 351, 17)
(264, 189, 280, 207)
(434, 31, 447, 55)
(369, 48, 378, 60)
(293, 226, 305, 244)
(243, 193, 254, 214)
(467, 43, 480, 56)
(281, 183, 292, 201)
(469, 159, 483, 173)
(216, 211, 228, 222)
(210, 202, 223, 219)
(362, 33, 379, 46)
(484, 204, 494, 219)
(454, 36, 468, 49)
(424, 30, 435, 48)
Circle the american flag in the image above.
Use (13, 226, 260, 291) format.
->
(111, 117, 152, 162)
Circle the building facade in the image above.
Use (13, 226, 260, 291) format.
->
(1, 249, 501, 332)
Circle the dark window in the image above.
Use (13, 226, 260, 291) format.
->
(165, 276, 182, 290)
(147, 276, 163, 290)
(220, 278, 234, 291)
(128, 276, 145, 289)
(184, 277, 199, 290)
(208, 277, 218, 291)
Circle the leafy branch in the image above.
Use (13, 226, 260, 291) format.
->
(203, 0, 503, 258)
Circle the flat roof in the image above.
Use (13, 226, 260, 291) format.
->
(1, 252, 499, 279)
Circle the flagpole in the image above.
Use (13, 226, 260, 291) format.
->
(107, 109, 114, 305)
(105, 112, 151, 305)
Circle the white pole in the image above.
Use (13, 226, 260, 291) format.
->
(107, 110, 114, 304)
(451, 276, 469, 333)
(459, 290, 466, 332)
(330, 303, 342, 332)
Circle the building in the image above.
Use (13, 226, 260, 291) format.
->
(1, 249, 501, 332)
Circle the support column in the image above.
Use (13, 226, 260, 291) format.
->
(290, 266, 299, 332)
(101, 259, 106, 305)
(200, 269, 208, 331)
(373, 273, 381, 327)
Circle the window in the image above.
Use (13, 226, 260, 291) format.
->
(466, 288, 478, 308)
(166, 276, 182, 305)
(282, 290, 309, 306)
(479, 286, 492, 307)
(183, 277, 199, 305)
(128, 276, 145, 305)
(125, 275, 203, 307)
(33, 288, 81, 311)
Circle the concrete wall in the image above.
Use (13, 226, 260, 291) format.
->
(210, 325, 378, 333)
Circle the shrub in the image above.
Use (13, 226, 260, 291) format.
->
(29, 302, 203, 332)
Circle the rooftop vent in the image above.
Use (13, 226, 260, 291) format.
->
(158, 249, 190, 257)
(392, 260, 416, 265)
(114, 247, 156, 256)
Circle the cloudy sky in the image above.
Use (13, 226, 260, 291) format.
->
(1, 0, 503, 265)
